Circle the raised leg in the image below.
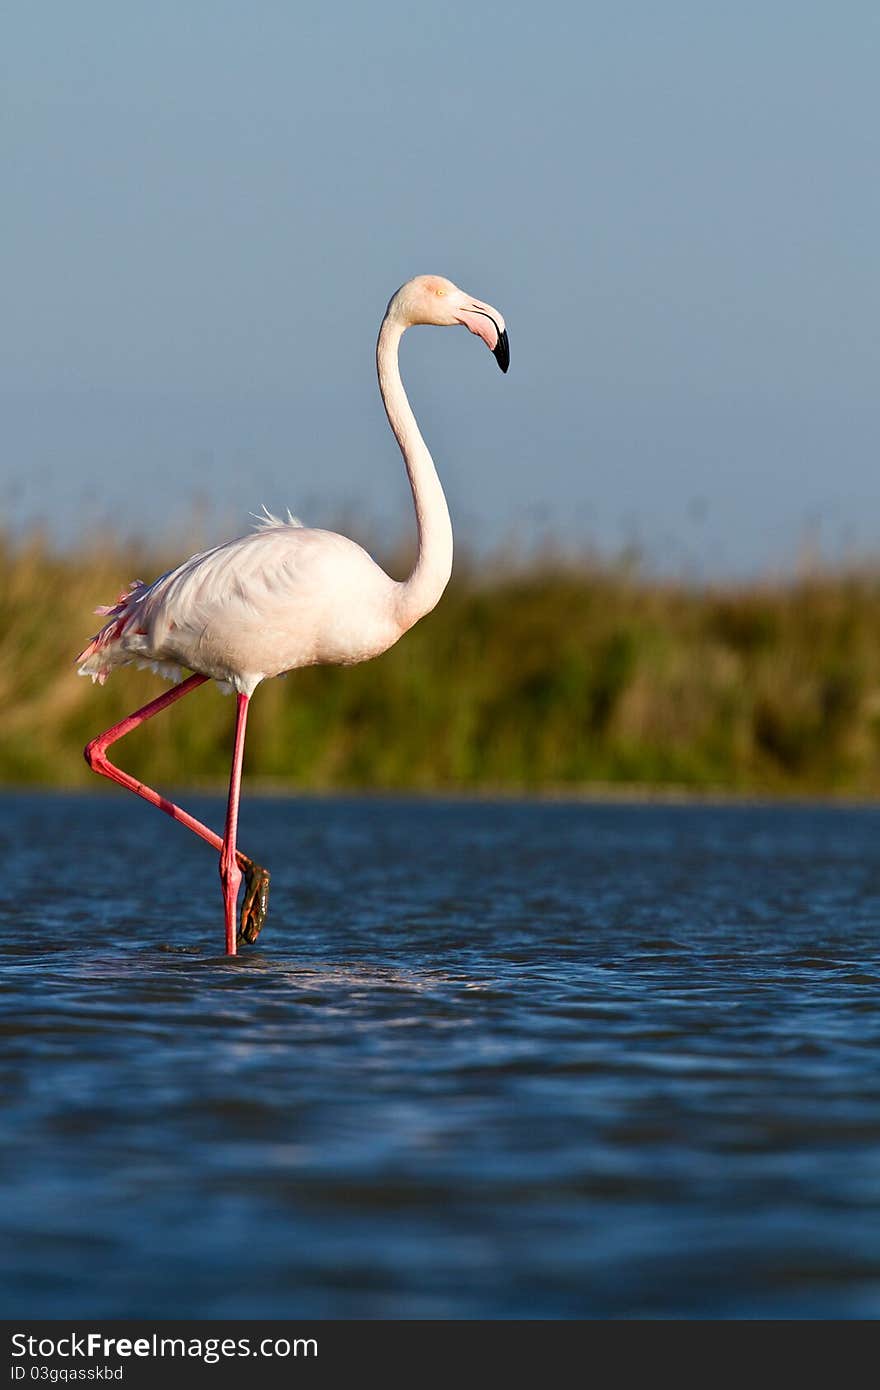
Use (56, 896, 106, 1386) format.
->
(84, 674, 269, 950)
(85, 674, 220, 849)
(219, 694, 250, 956)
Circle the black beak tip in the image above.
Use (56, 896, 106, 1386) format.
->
(493, 328, 510, 374)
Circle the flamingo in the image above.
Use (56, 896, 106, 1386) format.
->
(77, 275, 509, 955)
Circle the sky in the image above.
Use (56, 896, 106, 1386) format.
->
(3, 1, 879, 575)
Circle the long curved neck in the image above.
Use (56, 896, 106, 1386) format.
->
(377, 314, 453, 631)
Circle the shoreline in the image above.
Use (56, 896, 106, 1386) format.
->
(6, 781, 880, 808)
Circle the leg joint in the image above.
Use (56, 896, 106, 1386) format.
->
(220, 852, 243, 887)
(84, 737, 106, 772)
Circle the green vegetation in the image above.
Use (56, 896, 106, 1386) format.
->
(5, 527, 880, 795)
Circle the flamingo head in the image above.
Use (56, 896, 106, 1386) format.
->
(389, 275, 509, 372)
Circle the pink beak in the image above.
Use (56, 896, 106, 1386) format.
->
(456, 301, 510, 372)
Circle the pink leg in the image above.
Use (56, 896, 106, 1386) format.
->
(219, 694, 250, 957)
(84, 674, 227, 852)
(84, 675, 268, 953)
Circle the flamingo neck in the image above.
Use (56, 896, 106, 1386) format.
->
(377, 314, 453, 631)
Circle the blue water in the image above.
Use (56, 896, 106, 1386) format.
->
(2, 792, 880, 1318)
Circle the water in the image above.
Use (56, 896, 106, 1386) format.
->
(3, 792, 880, 1319)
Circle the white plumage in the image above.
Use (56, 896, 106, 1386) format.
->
(78, 511, 402, 697)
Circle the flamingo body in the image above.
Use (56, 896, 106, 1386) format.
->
(78, 515, 404, 697)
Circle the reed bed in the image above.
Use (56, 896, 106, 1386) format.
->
(4, 527, 880, 795)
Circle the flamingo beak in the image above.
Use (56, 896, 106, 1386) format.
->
(493, 327, 510, 374)
(456, 301, 510, 373)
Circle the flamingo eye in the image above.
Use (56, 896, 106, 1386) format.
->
(435, 286, 445, 296)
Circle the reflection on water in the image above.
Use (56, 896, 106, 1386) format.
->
(2, 792, 880, 1317)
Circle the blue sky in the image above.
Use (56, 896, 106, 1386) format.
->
(3, 2, 878, 573)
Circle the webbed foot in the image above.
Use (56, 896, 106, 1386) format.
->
(237, 858, 270, 946)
